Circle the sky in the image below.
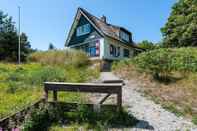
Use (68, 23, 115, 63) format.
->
(0, 0, 177, 50)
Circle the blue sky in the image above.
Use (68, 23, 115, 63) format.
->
(0, 0, 177, 50)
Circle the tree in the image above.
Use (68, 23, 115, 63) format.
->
(0, 10, 31, 62)
(48, 43, 55, 50)
(138, 40, 159, 50)
(161, 0, 197, 47)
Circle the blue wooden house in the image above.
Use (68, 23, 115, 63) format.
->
(65, 8, 142, 63)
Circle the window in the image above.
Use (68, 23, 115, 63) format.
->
(117, 47, 120, 57)
(110, 45, 120, 57)
(123, 49, 130, 57)
(120, 31, 130, 42)
(110, 45, 115, 57)
(76, 24, 91, 36)
(75, 41, 99, 57)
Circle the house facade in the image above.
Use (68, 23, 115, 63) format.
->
(65, 8, 143, 61)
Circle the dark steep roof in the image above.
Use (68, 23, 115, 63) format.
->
(78, 8, 142, 48)
(66, 7, 143, 50)
(79, 8, 121, 40)
(79, 8, 134, 45)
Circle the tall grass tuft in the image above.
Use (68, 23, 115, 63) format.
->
(28, 49, 90, 67)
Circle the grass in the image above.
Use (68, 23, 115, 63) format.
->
(112, 55, 197, 125)
(21, 99, 137, 130)
(0, 62, 99, 119)
(49, 105, 138, 131)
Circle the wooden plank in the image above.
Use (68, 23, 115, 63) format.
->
(102, 80, 124, 84)
(44, 82, 121, 94)
(102, 80, 125, 85)
(99, 94, 111, 104)
(44, 82, 122, 86)
(43, 82, 122, 110)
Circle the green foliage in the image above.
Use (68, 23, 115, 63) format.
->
(64, 105, 137, 129)
(23, 104, 137, 130)
(161, 0, 197, 47)
(133, 48, 197, 80)
(23, 107, 50, 131)
(28, 66, 66, 85)
(112, 48, 197, 125)
(138, 40, 161, 50)
(192, 116, 197, 125)
(28, 49, 89, 67)
(0, 62, 99, 119)
(112, 59, 132, 71)
(0, 10, 32, 62)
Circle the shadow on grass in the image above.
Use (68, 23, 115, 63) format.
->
(153, 73, 183, 85)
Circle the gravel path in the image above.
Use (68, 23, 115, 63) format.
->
(99, 72, 197, 131)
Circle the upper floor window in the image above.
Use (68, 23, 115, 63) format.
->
(76, 24, 91, 36)
(120, 31, 130, 42)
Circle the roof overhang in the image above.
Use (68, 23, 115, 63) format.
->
(65, 8, 104, 47)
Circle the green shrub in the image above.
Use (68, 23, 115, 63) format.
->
(112, 59, 132, 71)
(133, 48, 197, 80)
(23, 107, 50, 131)
(28, 49, 89, 67)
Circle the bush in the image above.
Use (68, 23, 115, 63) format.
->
(133, 48, 197, 80)
(112, 59, 132, 71)
(23, 106, 50, 131)
(28, 49, 89, 67)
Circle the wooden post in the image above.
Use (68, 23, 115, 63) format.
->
(44, 89, 48, 102)
(117, 88, 122, 110)
(53, 91, 57, 102)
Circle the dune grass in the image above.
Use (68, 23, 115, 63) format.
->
(0, 62, 99, 119)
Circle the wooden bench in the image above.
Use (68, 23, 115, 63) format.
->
(44, 82, 123, 109)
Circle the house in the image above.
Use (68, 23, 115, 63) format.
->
(65, 8, 143, 68)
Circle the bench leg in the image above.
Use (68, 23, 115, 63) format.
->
(44, 90, 48, 102)
(53, 91, 57, 102)
(99, 93, 111, 104)
(117, 90, 122, 110)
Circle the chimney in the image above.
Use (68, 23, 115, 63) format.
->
(101, 15, 107, 23)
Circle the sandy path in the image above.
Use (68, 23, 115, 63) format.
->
(98, 72, 197, 131)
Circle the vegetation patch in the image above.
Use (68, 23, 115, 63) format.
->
(112, 47, 197, 124)
(22, 104, 138, 131)
(0, 50, 100, 119)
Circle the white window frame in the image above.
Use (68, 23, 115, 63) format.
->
(76, 24, 91, 36)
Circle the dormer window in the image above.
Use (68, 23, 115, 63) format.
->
(76, 24, 91, 36)
(120, 31, 130, 42)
